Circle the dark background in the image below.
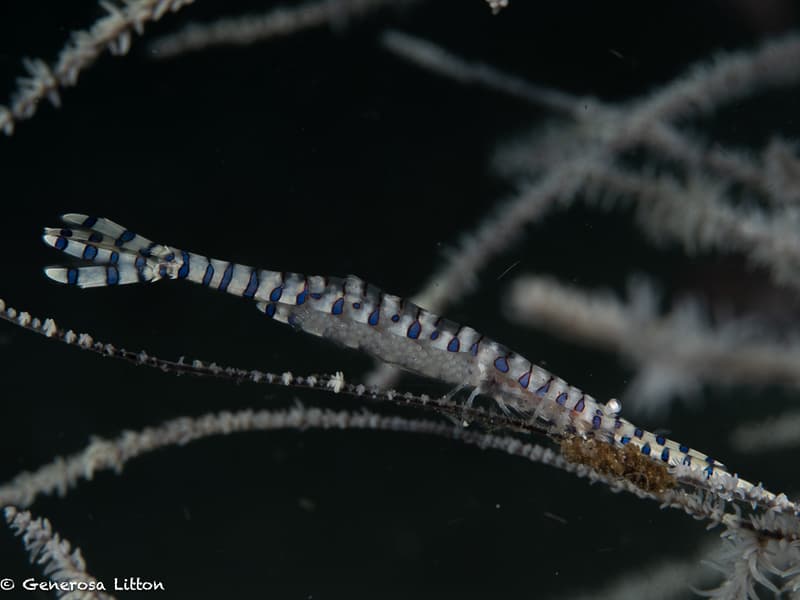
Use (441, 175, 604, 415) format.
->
(0, 1, 798, 598)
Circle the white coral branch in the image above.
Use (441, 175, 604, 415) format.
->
(0, 0, 195, 135)
(4, 506, 114, 600)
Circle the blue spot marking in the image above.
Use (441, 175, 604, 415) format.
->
(353, 302, 361, 309)
(574, 397, 586, 412)
(82, 245, 98, 261)
(310, 293, 322, 300)
(470, 343, 479, 356)
(67, 268, 78, 285)
(368, 310, 379, 326)
(296, 289, 307, 305)
(518, 371, 530, 388)
(202, 263, 214, 286)
(705, 456, 715, 464)
(270, 286, 283, 302)
(287, 314, 298, 327)
(620, 435, 631, 445)
(535, 380, 551, 397)
(89, 232, 102, 243)
(82, 216, 97, 227)
(430, 330, 440, 340)
(55, 237, 68, 251)
(661, 448, 670, 462)
(634, 428, 643, 439)
(683, 456, 692, 466)
(219, 263, 233, 292)
(141, 242, 157, 257)
(494, 357, 510, 373)
(391, 314, 400, 323)
(679, 444, 689, 453)
(265, 303, 276, 318)
(407, 321, 421, 339)
(116, 230, 135, 246)
(135, 256, 147, 281)
(641, 443, 651, 456)
(109, 251, 119, 265)
(332, 298, 344, 315)
(177, 251, 190, 279)
(555, 392, 568, 405)
(655, 435, 666, 445)
(704, 466, 714, 478)
(106, 266, 119, 285)
(243, 271, 259, 298)
(447, 338, 460, 352)
(165, 252, 175, 262)
(592, 415, 602, 429)
(159, 265, 168, 278)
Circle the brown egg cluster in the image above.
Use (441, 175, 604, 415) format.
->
(560, 436, 677, 494)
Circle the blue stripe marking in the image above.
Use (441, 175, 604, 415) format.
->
(641, 443, 651, 456)
(82, 216, 97, 227)
(67, 268, 78, 285)
(55, 237, 68, 251)
(332, 298, 344, 315)
(219, 263, 234, 292)
(178, 251, 190, 279)
(141, 242, 157, 257)
(89, 232, 102, 243)
(518, 371, 530, 388)
(661, 448, 670, 462)
(109, 251, 119, 265)
(270, 286, 283, 302)
(265, 303, 276, 318)
(430, 330, 440, 340)
(494, 357, 510, 373)
(106, 266, 119, 285)
(447, 338, 460, 352)
(470, 342, 479, 356)
(368, 310, 379, 326)
(574, 397, 586, 412)
(407, 321, 421, 339)
(620, 435, 631, 445)
(704, 466, 714, 478)
(634, 428, 643, 439)
(555, 392, 568, 405)
(202, 263, 214, 286)
(243, 270, 259, 298)
(296, 289, 307, 305)
(159, 265, 168, 278)
(655, 435, 666, 445)
(116, 230, 135, 247)
(683, 456, 692, 466)
(82, 245, 98, 261)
